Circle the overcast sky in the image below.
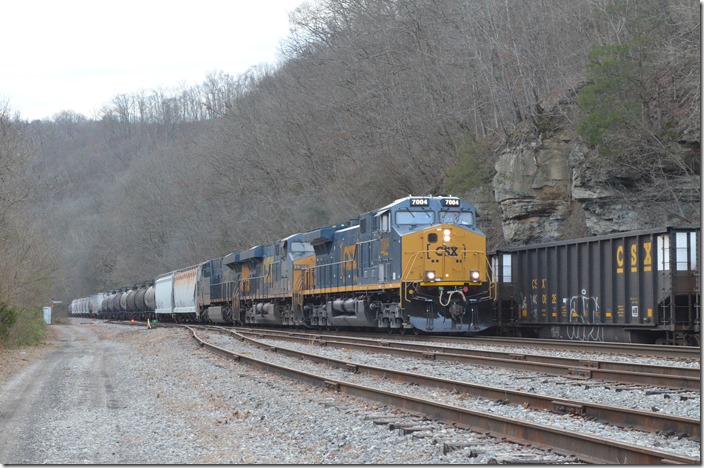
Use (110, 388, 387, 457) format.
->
(1, 0, 306, 120)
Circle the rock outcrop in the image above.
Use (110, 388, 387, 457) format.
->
(491, 88, 700, 245)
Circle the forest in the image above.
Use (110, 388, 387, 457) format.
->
(0, 0, 699, 342)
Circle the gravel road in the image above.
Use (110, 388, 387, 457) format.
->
(0, 319, 581, 464)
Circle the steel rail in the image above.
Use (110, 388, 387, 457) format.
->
(184, 326, 699, 465)
(241, 327, 701, 360)
(465, 336, 702, 358)
(218, 327, 699, 438)
(234, 329, 700, 391)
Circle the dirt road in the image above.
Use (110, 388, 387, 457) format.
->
(0, 321, 123, 463)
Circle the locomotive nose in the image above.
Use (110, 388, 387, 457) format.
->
(401, 224, 486, 284)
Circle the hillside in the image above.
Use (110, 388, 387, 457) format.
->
(0, 0, 699, 310)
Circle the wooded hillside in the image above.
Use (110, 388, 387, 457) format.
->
(0, 0, 699, 310)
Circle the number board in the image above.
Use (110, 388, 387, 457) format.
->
(410, 198, 429, 206)
(442, 198, 460, 207)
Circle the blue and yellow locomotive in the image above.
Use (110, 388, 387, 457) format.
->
(220, 196, 492, 333)
(72, 196, 493, 334)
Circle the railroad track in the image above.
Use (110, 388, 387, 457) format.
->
(434, 336, 702, 360)
(243, 327, 701, 360)
(184, 325, 699, 464)
(235, 328, 700, 391)
(110, 320, 701, 359)
(113, 320, 699, 389)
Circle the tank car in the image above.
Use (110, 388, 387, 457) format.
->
(144, 284, 156, 318)
(491, 226, 700, 345)
(132, 284, 153, 320)
(68, 298, 78, 317)
(126, 288, 138, 315)
(89, 292, 106, 318)
(108, 290, 121, 319)
(118, 290, 129, 318)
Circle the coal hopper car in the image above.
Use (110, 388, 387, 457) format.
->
(491, 226, 700, 345)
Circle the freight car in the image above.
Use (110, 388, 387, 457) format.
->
(70, 283, 155, 321)
(70, 195, 493, 333)
(490, 226, 700, 345)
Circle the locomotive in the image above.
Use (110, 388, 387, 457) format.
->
(70, 196, 493, 333)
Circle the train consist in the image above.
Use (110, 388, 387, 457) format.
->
(491, 226, 700, 345)
(70, 196, 493, 333)
(69, 196, 700, 344)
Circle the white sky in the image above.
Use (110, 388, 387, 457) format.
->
(1, 0, 306, 120)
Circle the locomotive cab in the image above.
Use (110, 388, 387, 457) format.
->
(381, 196, 492, 332)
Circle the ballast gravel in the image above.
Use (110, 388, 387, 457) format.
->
(244, 335, 700, 419)
(199, 331, 700, 460)
(34, 322, 579, 464)
(12, 321, 697, 464)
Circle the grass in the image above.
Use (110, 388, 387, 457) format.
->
(0, 305, 46, 348)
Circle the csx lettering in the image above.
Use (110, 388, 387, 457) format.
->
(342, 244, 357, 271)
(379, 237, 390, 257)
(616, 241, 653, 274)
(435, 246, 458, 257)
(630, 244, 638, 266)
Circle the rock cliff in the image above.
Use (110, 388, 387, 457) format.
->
(490, 87, 701, 246)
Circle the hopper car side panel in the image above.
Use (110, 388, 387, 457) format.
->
(492, 227, 700, 344)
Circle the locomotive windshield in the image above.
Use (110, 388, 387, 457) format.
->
(395, 210, 434, 226)
(439, 210, 474, 226)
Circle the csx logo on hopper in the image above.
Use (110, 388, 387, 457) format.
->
(616, 242, 653, 273)
(436, 246, 459, 257)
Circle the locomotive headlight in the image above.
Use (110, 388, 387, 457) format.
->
(470, 270, 480, 281)
(443, 228, 452, 242)
(425, 270, 436, 281)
